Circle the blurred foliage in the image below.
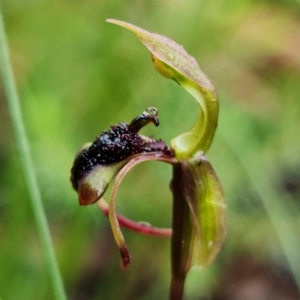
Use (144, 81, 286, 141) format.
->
(1, 0, 300, 299)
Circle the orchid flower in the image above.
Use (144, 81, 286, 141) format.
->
(71, 19, 226, 299)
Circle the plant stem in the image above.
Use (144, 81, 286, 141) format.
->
(170, 276, 185, 300)
(169, 163, 194, 300)
(0, 9, 66, 300)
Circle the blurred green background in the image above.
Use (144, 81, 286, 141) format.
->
(1, 0, 300, 299)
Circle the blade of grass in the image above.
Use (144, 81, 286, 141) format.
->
(0, 9, 66, 300)
(219, 129, 300, 293)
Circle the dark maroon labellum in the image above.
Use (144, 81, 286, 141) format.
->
(70, 108, 172, 190)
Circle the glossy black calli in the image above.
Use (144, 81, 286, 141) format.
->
(71, 107, 172, 191)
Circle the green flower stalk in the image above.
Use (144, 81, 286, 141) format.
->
(70, 19, 226, 300)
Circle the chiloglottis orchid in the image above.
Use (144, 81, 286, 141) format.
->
(70, 19, 226, 290)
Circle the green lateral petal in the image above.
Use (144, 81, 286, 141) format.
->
(108, 153, 177, 269)
(171, 152, 226, 270)
(106, 19, 218, 159)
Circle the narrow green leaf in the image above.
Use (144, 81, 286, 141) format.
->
(106, 19, 219, 159)
(0, 9, 66, 300)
